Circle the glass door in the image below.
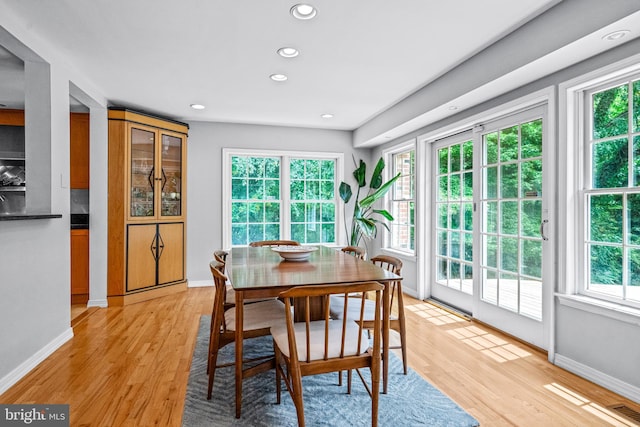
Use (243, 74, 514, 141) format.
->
(160, 133, 183, 218)
(432, 134, 474, 314)
(474, 106, 550, 349)
(429, 105, 551, 349)
(130, 126, 156, 218)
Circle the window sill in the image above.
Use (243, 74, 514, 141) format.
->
(380, 247, 417, 263)
(556, 294, 640, 327)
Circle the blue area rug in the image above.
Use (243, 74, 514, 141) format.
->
(182, 316, 479, 426)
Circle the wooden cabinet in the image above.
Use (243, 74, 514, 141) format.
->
(71, 229, 89, 303)
(70, 113, 89, 189)
(107, 108, 188, 305)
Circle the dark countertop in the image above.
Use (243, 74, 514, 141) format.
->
(0, 213, 63, 221)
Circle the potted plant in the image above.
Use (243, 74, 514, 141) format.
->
(339, 156, 401, 248)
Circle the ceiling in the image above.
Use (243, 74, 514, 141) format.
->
(0, 0, 639, 136)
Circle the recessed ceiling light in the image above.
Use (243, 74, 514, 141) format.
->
(320, 113, 333, 119)
(602, 30, 630, 41)
(290, 4, 317, 20)
(270, 74, 288, 82)
(190, 104, 205, 110)
(448, 105, 459, 111)
(277, 47, 300, 58)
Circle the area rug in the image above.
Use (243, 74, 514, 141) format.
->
(182, 316, 479, 426)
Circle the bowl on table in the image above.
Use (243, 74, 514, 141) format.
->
(271, 245, 319, 261)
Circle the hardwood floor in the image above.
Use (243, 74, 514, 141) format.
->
(2, 287, 639, 426)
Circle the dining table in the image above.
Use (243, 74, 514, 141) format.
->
(227, 245, 402, 418)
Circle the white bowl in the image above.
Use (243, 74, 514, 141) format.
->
(271, 245, 318, 261)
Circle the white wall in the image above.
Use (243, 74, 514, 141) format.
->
(185, 121, 367, 283)
(0, 15, 109, 393)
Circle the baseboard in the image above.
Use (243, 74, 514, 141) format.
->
(188, 280, 213, 288)
(554, 353, 640, 403)
(0, 327, 74, 395)
(87, 298, 108, 308)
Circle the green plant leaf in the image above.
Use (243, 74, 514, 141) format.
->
(353, 159, 367, 187)
(373, 209, 394, 221)
(339, 182, 352, 203)
(370, 157, 385, 189)
(359, 172, 401, 208)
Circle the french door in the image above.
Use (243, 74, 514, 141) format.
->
(431, 105, 552, 349)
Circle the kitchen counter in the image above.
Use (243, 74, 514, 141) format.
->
(0, 213, 62, 221)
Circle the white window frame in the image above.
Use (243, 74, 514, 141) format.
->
(222, 148, 344, 248)
(383, 139, 416, 257)
(559, 52, 640, 321)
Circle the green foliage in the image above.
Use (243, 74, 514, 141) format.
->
(339, 157, 401, 246)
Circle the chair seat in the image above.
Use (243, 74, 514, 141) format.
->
(271, 319, 369, 360)
(225, 299, 286, 331)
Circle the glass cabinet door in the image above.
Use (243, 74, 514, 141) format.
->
(130, 127, 156, 217)
(160, 133, 183, 217)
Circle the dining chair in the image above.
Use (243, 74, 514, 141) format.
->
(329, 255, 406, 388)
(249, 239, 301, 247)
(207, 261, 285, 400)
(271, 281, 384, 427)
(340, 245, 366, 259)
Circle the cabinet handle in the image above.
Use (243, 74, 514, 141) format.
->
(150, 234, 158, 261)
(157, 232, 165, 260)
(161, 168, 167, 191)
(147, 167, 155, 190)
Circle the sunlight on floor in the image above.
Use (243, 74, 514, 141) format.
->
(544, 383, 639, 426)
(446, 325, 532, 363)
(405, 302, 467, 325)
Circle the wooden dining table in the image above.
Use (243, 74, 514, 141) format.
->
(227, 245, 402, 418)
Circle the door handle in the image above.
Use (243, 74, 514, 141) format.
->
(540, 219, 549, 241)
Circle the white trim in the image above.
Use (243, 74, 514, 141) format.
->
(418, 87, 554, 144)
(557, 294, 640, 327)
(416, 139, 429, 300)
(0, 327, 74, 395)
(554, 353, 640, 403)
(188, 280, 213, 288)
(87, 298, 108, 308)
(379, 247, 417, 263)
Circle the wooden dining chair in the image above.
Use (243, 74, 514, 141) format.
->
(207, 261, 285, 400)
(271, 281, 384, 427)
(330, 255, 406, 389)
(341, 245, 366, 259)
(249, 239, 301, 247)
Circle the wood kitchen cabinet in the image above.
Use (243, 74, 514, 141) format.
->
(71, 229, 89, 303)
(107, 108, 188, 305)
(70, 112, 89, 189)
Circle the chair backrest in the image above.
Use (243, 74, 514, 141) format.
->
(249, 240, 301, 247)
(278, 282, 383, 366)
(209, 261, 229, 332)
(213, 250, 228, 264)
(370, 254, 403, 310)
(340, 245, 365, 260)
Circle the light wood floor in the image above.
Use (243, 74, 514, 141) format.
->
(2, 287, 639, 426)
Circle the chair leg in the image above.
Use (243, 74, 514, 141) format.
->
(399, 316, 408, 375)
(337, 370, 342, 386)
(274, 344, 282, 405)
(290, 367, 305, 427)
(347, 369, 352, 394)
(207, 345, 220, 400)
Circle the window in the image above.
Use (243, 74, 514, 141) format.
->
(583, 74, 640, 306)
(386, 146, 415, 253)
(224, 150, 343, 247)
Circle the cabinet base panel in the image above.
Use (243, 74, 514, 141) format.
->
(108, 282, 187, 306)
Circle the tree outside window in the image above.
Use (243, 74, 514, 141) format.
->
(388, 149, 415, 253)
